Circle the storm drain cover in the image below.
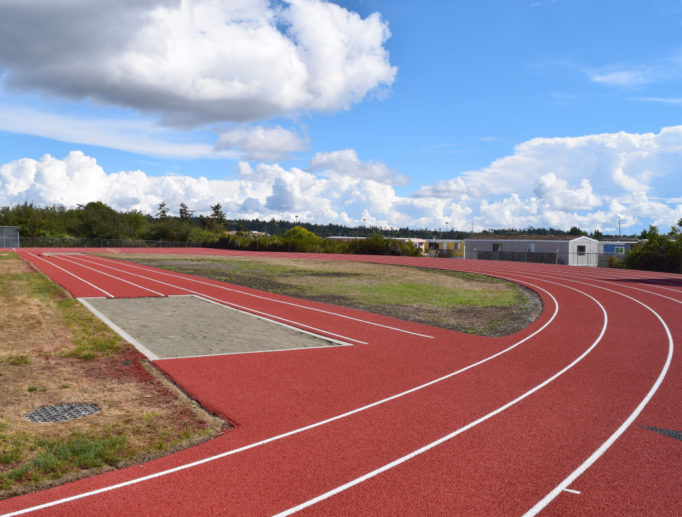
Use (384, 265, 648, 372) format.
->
(25, 403, 100, 423)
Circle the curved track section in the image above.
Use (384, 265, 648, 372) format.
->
(2, 248, 679, 516)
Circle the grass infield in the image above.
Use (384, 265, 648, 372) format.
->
(118, 254, 542, 336)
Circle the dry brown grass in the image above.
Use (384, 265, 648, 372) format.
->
(0, 253, 225, 499)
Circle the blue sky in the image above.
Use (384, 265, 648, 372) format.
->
(1, 0, 681, 234)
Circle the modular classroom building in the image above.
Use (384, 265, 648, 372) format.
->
(426, 239, 465, 258)
(597, 239, 639, 267)
(464, 235, 599, 266)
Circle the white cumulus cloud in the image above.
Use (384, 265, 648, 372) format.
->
(215, 125, 307, 161)
(533, 172, 601, 210)
(0, 0, 396, 126)
(309, 149, 408, 185)
(3, 124, 682, 234)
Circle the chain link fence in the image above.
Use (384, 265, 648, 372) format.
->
(0, 226, 20, 247)
(18, 236, 202, 248)
(474, 250, 626, 267)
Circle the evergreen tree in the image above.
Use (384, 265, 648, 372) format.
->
(156, 201, 169, 219)
(179, 202, 193, 220)
(210, 203, 226, 225)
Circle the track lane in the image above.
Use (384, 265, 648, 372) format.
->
(2, 249, 678, 516)
(19, 251, 162, 299)
(3, 277, 603, 516)
(273, 275, 671, 516)
(20, 252, 113, 298)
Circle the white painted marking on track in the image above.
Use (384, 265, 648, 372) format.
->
(528, 269, 682, 306)
(165, 343, 354, 361)
(88, 254, 435, 338)
(0, 281, 561, 517)
(272, 284, 608, 517)
(523, 285, 674, 517)
(192, 294, 359, 348)
(52, 255, 165, 297)
(562, 488, 581, 495)
(63, 255, 367, 345)
(78, 298, 160, 361)
(27, 253, 114, 298)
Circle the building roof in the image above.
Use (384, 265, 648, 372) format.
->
(466, 235, 596, 242)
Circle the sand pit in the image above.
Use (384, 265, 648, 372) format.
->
(82, 295, 346, 360)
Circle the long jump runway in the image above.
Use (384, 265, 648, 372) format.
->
(1, 249, 680, 516)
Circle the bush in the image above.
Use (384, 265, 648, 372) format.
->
(624, 221, 682, 273)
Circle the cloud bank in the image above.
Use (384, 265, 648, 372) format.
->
(2, 127, 682, 233)
(0, 0, 396, 127)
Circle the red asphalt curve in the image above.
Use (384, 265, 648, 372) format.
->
(1, 248, 679, 516)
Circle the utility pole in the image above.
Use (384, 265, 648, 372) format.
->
(618, 215, 621, 237)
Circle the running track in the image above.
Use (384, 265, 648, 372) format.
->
(1, 248, 680, 516)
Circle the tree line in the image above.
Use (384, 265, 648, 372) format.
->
(2, 201, 680, 270)
(0, 201, 622, 241)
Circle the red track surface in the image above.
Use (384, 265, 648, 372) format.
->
(2, 248, 680, 516)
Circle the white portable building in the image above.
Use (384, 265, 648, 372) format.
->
(464, 236, 598, 266)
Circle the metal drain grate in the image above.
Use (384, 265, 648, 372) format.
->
(26, 403, 100, 423)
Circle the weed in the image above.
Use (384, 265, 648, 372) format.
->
(40, 433, 128, 469)
(26, 386, 37, 393)
(0, 448, 23, 465)
(57, 298, 122, 359)
(6, 355, 30, 365)
(1, 433, 130, 490)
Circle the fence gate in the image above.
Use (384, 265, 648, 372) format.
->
(0, 226, 20, 248)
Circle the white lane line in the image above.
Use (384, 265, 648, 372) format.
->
(562, 488, 581, 495)
(164, 343, 354, 361)
(63, 254, 366, 345)
(0, 281, 560, 517)
(26, 253, 114, 298)
(193, 295, 358, 348)
(523, 286, 674, 516)
(87, 255, 435, 339)
(272, 284, 607, 517)
(519, 269, 682, 306)
(52, 255, 165, 297)
(78, 298, 160, 361)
